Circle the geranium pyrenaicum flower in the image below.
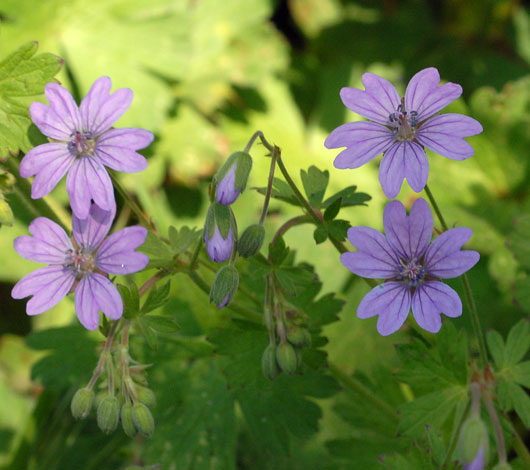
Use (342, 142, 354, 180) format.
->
(20, 77, 154, 218)
(340, 198, 479, 335)
(11, 203, 149, 330)
(325, 68, 483, 198)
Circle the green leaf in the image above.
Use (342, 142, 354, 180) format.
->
(487, 329, 505, 369)
(142, 315, 180, 334)
(118, 283, 140, 319)
(512, 361, 530, 389)
(322, 185, 371, 208)
(515, 277, 530, 313)
(254, 177, 300, 206)
(327, 219, 350, 240)
(313, 224, 328, 244)
(141, 281, 171, 315)
(138, 232, 174, 269)
(505, 320, 530, 365)
(268, 235, 289, 265)
(323, 197, 341, 221)
(168, 225, 201, 255)
(274, 265, 317, 297)
(507, 215, 530, 270)
(300, 165, 329, 207)
(136, 317, 158, 351)
(504, 381, 530, 427)
(0, 42, 62, 158)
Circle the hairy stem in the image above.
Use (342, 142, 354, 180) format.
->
(258, 147, 278, 225)
(484, 395, 507, 464)
(87, 320, 119, 389)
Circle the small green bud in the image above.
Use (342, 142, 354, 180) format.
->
(261, 344, 280, 381)
(136, 386, 157, 408)
(458, 416, 489, 466)
(276, 342, 298, 374)
(492, 463, 512, 470)
(97, 396, 120, 434)
(121, 402, 137, 438)
(209, 265, 239, 308)
(0, 198, 13, 226)
(286, 325, 306, 347)
(132, 402, 155, 439)
(238, 224, 265, 258)
(71, 387, 95, 419)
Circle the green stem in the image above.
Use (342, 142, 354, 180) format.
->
(327, 362, 398, 424)
(258, 147, 278, 225)
(484, 395, 507, 464)
(87, 320, 119, 389)
(271, 215, 312, 245)
(423, 184, 488, 367)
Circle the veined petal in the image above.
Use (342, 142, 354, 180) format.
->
(340, 73, 400, 125)
(20, 143, 71, 177)
(416, 114, 482, 160)
(424, 228, 480, 278)
(379, 142, 427, 198)
(29, 146, 76, 199)
(66, 158, 91, 219)
(44, 82, 82, 134)
(72, 202, 115, 251)
(75, 274, 123, 330)
(80, 77, 133, 136)
(96, 226, 149, 274)
(12, 265, 75, 315)
(30, 102, 72, 141)
(357, 282, 411, 336)
(14, 218, 71, 263)
(383, 198, 433, 260)
(94, 128, 152, 172)
(412, 282, 462, 333)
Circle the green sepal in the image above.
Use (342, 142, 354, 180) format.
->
(209, 265, 239, 307)
(206, 203, 233, 240)
(97, 396, 120, 434)
(214, 152, 239, 183)
(261, 344, 281, 381)
(132, 402, 155, 439)
(121, 402, 137, 438)
(234, 151, 253, 191)
(71, 387, 95, 419)
(238, 224, 265, 258)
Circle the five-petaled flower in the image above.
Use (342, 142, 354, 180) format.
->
(325, 68, 483, 198)
(341, 198, 479, 335)
(20, 77, 154, 218)
(11, 203, 149, 330)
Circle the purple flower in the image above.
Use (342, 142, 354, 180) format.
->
(205, 226, 234, 263)
(325, 68, 483, 198)
(216, 164, 240, 205)
(11, 203, 149, 330)
(465, 446, 485, 470)
(341, 198, 479, 335)
(214, 151, 253, 206)
(204, 203, 235, 263)
(20, 77, 154, 218)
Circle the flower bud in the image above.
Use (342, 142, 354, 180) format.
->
(215, 151, 253, 205)
(136, 386, 157, 408)
(492, 463, 512, 470)
(132, 402, 155, 439)
(71, 387, 95, 419)
(238, 224, 265, 258)
(210, 265, 239, 308)
(276, 342, 298, 374)
(286, 325, 310, 347)
(97, 395, 120, 434)
(261, 344, 280, 381)
(459, 417, 489, 468)
(121, 402, 137, 437)
(204, 203, 235, 263)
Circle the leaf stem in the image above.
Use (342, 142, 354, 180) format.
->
(423, 184, 488, 367)
(484, 395, 507, 464)
(327, 361, 398, 424)
(258, 146, 278, 225)
(87, 320, 119, 389)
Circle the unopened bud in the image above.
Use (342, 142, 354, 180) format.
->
(261, 344, 280, 381)
(210, 265, 239, 308)
(71, 387, 94, 419)
(459, 417, 489, 468)
(97, 396, 120, 434)
(276, 342, 298, 374)
(132, 402, 155, 439)
(215, 151, 253, 206)
(136, 386, 157, 408)
(121, 402, 137, 437)
(204, 203, 235, 263)
(238, 224, 265, 258)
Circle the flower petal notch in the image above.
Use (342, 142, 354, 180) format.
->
(11, 202, 149, 330)
(21, 77, 154, 218)
(341, 198, 479, 335)
(325, 67, 483, 198)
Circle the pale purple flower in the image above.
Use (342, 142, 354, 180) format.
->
(465, 446, 485, 470)
(11, 203, 149, 330)
(216, 164, 240, 206)
(205, 226, 234, 263)
(20, 77, 154, 218)
(341, 198, 479, 335)
(325, 68, 483, 198)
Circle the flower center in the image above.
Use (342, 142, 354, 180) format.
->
(68, 131, 95, 156)
(397, 257, 425, 288)
(388, 102, 418, 141)
(64, 248, 96, 275)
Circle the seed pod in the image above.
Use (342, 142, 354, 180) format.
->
(132, 402, 155, 439)
(97, 395, 120, 434)
(136, 386, 157, 408)
(276, 342, 298, 375)
(121, 402, 137, 438)
(261, 344, 280, 381)
(286, 325, 306, 347)
(71, 387, 95, 419)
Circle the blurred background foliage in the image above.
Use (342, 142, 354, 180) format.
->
(0, 0, 529, 468)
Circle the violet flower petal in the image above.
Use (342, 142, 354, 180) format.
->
(357, 282, 411, 336)
(412, 281, 462, 333)
(94, 128, 152, 172)
(216, 164, 240, 205)
(424, 227, 480, 278)
(20, 142, 73, 177)
(341, 227, 398, 278)
(75, 275, 100, 330)
(383, 198, 433, 260)
(405, 68, 462, 121)
(205, 226, 233, 263)
(72, 203, 115, 251)
(14, 217, 72, 264)
(44, 82, 82, 133)
(80, 76, 133, 136)
(96, 226, 149, 274)
(29, 102, 74, 141)
(340, 73, 400, 125)
(12, 265, 75, 315)
(29, 146, 76, 199)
